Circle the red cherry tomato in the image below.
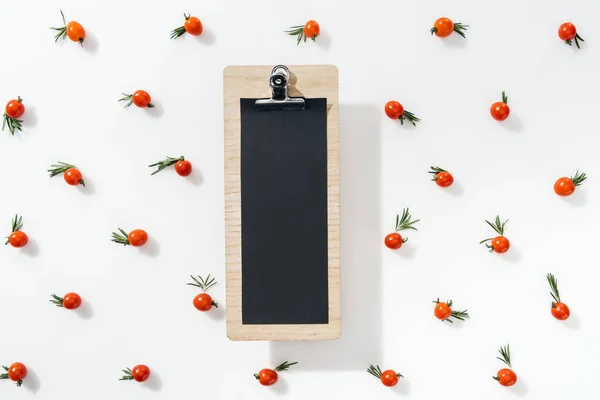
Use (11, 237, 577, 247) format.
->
(193, 293, 215, 311)
(432, 18, 453, 37)
(131, 365, 150, 382)
(66, 21, 86, 44)
(434, 302, 452, 320)
(128, 229, 148, 247)
(175, 160, 192, 177)
(384, 232, 403, 250)
(552, 302, 570, 320)
(496, 368, 517, 386)
(5, 98, 25, 118)
(256, 369, 278, 386)
(8, 231, 28, 248)
(64, 168, 83, 186)
(7, 362, 27, 383)
(554, 177, 575, 196)
(558, 22, 576, 41)
(435, 172, 454, 187)
(303, 20, 320, 40)
(185, 16, 203, 36)
(492, 236, 510, 253)
(490, 102, 510, 121)
(380, 370, 399, 387)
(63, 293, 82, 310)
(132, 91, 152, 108)
(384, 101, 404, 119)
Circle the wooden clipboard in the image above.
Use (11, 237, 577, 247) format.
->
(223, 65, 340, 341)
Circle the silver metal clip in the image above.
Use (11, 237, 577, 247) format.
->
(255, 65, 306, 110)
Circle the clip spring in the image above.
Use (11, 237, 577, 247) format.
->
(255, 65, 306, 110)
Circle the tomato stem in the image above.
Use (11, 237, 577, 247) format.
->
(394, 208, 419, 233)
(367, 364, 383, 379)
(428, 166, 448, 181)
(501, 91, 508, 104)
(50, 10, 68, 43)
(274, 361, 297, 372)
(496, 344, 512, 368)
(429, 27, 438, 36)
(2, 113, 23, 135)
(119, 367, 135, 381)
(398, 109, 420, 126)
(111, 228, 131, 246)
(49, 294, 64, 307)
(149, 156, 185, 175)
(570, 170, 586, 186)
(546, 273, 561, 306)
(452, 22, 468, 38)
(187, 274, 217, 292)
(285, 25, 306, 45)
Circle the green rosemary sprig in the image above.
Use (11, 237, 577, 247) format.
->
(2, 114, 23, 136)
(274, 361, 297, 372)
(497, 344, 512, 368)
(399, 110, 420, 126)
(118, 93, 134, 108)
(428, 166, 448, 181)
(566, 33, 585, 49)
(50, 10, 68, 43)
(5, 215, 23, 245)
(367, 364, 383, 379)
(149, 156, 184, 175)
(186, 274, 217, 292)
(570, 170, 587, 186)
(546, 273, 561, 306)
(171, 13, 190, 39)
(0, 365, 9, 380)
(119, 368, 134, 381)
(111, 228, 130, 246)
(501, 91, 508, 104)
(479, 215, 508, 251)
(395, 208, 420, 232)
(285, 25, 306, 45)
(452, 22, 469, 38)
(49, 294, 64, 307)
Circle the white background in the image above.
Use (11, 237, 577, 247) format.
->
(0, 0, 598, 399)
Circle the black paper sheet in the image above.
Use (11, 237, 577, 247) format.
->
(240, 98, 329, 325)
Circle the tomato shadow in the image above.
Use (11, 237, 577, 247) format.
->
(502, 247, 522, 264)
(269, 378, 289, 395)
(75, 300, 94, 320)
(21, 105, 38, 129)
(145, 101, 164, 118)
(208, 304, 225, 321)
(445, 181, 464, 197)
(22, 239, 40, 258)
(186, 169, 203, 186)
(392, 379, 411, 396)
(507, 378, 528, 397)
(78, 176, 95, 195)
(196, 27, 216, 46)
(269, 104, 383, 371)
(23, 368, 40, 394)
(139, 239, 160, 257)
(394, 243, 417, 260)
(561, 190, 587, 207)
(315, 30, 331, 50)
(82, 32, 99, 54)
(564, 313, 581, 329)
(442, 33, 467, 49)
(143, 370, 162, 392)
(443, 318, 467, 330)
(500, 114, 524, 133)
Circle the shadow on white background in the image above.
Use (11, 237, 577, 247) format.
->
(269, 103, 383, 371)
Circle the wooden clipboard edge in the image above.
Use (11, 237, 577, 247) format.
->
(223, 65, 340, 341)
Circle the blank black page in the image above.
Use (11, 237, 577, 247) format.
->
(240, 98, 329, 325)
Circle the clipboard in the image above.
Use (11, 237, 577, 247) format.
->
(224, 65, 340, 341)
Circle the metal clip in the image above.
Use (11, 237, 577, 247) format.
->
(255, 65, 306, 110)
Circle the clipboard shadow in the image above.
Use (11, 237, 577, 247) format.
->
(270, 103, 383, 370)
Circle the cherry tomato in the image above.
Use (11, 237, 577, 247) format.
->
(64, 168, 83, 186)
(380, 370, 399, 387)
(435, 172, 454, 187)
(384, 232, 403, 250)
(185, 16, 203, 36)
(554, 177, 575, 196)
(492, 236, 510, 253)
(558, 22, 576, 41)
(304, 20, 320, 40)
(5, 98, 24, 119)
(193, 293, 215, 311)
(384, 101, 404, 119)
(66, 21, 85, 44)
(432, 17, 454, 37)
(175, 160, 192, 177)
(63, 293, 82, 310)
(434, 302, 452, 320)
(256, 369, 278, 386)
(131, 365, 150, 382)
(552, 302, 570, 320)
(132, 91, 152, 108)
(128, 229, 148, 247)
(7, 362, 27, 383)
(8, 231, 28, 248)
(490, 102, 510, 121)
(496, 368, 517, 387)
